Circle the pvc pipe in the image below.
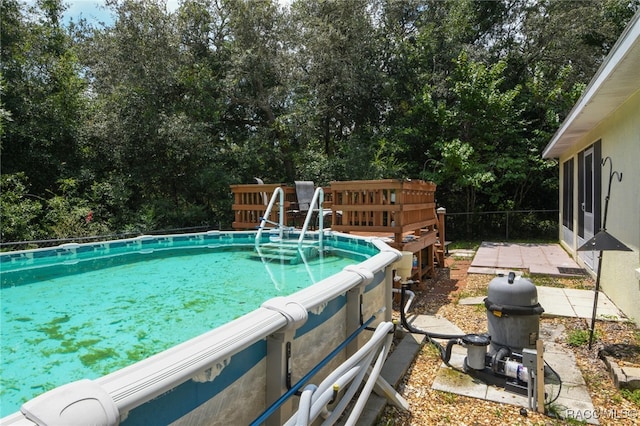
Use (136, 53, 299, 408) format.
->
(317, 355, 375, 425)
(295, 385, 316, 426)
(304, 366, 363, 425)
(392, 287, 415, 315)
(342, 333, 393, 425)
(287, 322, 394, 426)
(304, 322, 392, 402)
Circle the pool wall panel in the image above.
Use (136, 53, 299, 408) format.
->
(168, 361, 267, 425)
(0, 231, 400, 426)
(150, 274, 388, 425)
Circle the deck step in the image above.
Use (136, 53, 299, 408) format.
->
(251, 241, 320, 264)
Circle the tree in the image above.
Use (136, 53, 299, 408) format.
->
(2, 0, 638, 243)
(77, 0, 227, 229)
(1, 0, 87, 195)
(289, 0, 386, 164)
(221, 0, 298, 182)
(425, 53, 524, 213)
(0, 173, 43, 243)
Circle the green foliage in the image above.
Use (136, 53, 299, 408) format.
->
(620, 388, 640, 407)
(42, 178, 110, 239)
(1, 0, 87, 195)
(566, 329, 601, 347)
(1, 0, 637, 244)
(426, 52, 526, 213)
(0, 173, 43, 242)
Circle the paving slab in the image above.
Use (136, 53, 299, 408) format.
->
(470, 242, 584, 277)
(449, 249, 476, 258)
(467, 266, 523, 275)
(406, 314, 465, 335)
(619, 366, 640, 389)
(540, 287, 625, 321)
(600, 355, 640, 391)
(459, 286, 626, 321)
(459, 296, 485, 306)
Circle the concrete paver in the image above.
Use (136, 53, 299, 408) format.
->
(448, 249, 475, 258)
(538, 287, 625, 320)
(470, 242, 584, 277)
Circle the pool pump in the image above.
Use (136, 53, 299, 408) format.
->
(399, 271, 549, 410)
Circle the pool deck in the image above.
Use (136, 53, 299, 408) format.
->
(356, 243, 629, 425)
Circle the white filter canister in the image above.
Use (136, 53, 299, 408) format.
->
(462, 334, 490, 370)
(466, 345, 487, 370)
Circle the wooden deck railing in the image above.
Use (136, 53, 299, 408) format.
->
(330, 179, 437, 242)
(330, 179, 440, 279)
(231, 184, 289, 230)
(230, 184, 332, 230)
(230, 179, 443, 279)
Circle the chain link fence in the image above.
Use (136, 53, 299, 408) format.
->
(2, 211, 559, 251)
(444, 209, 559, 242)
(0, 225, 215, 252)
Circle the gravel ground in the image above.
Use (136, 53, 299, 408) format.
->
(377, 256, 640, 425)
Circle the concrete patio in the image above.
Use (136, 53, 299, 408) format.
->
(468, 242, 585, 276)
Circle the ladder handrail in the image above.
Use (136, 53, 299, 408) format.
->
(255, 187, 284, 246)
(298, 187, 324, 249)
(296, 246, 317, 284)
(253, 244, 286, 291)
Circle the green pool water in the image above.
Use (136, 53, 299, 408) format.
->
(0, 245, 361, 417)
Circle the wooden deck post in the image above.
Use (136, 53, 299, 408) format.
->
(437, 207, 447, 266)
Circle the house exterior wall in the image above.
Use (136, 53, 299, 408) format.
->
(558, 89, 640, 325)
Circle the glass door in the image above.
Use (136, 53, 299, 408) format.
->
(579, 147, 595, 269)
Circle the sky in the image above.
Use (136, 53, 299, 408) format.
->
(34, 1, 290, 25)
(61, 0, 180, 25)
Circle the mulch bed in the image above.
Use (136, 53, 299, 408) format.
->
(378, 256, 640, 425)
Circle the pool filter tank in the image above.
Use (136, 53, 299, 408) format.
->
(484, 272, 545, 354)
(456, 272, 545, 398)
(459, 334, 490, 370)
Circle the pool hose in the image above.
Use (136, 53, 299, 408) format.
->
(398, 283, 471, 367)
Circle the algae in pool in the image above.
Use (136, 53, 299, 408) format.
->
(0, 247, 360, 417)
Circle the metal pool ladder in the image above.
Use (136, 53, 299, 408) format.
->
(255, 186, 325, 252)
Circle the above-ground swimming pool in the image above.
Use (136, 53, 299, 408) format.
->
(1, 230, 400, 425)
